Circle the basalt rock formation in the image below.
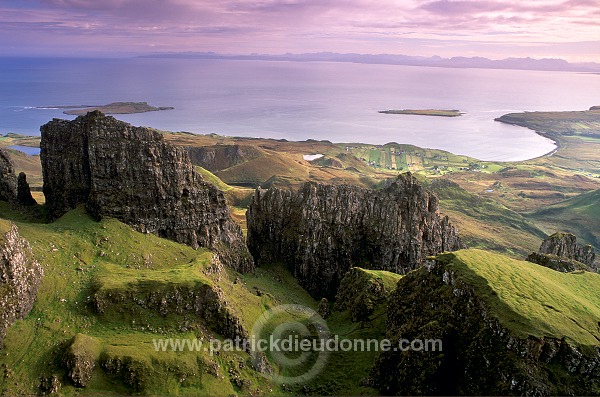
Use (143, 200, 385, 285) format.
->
(17, 172, 36, 206)
(62, 334, 101, 388)
(0, 223, 44, 346)
(539, 232, 595, 266)
(246, 173, 462, 298)
(372, 252, 600, 396)
(40, 112, 252, 272)
(0, 148, 17, 202)
(527, 232, 596, 271)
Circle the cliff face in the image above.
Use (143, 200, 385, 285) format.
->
(246, 173, 462, 298)
(0, 148, 17, 202)
(372, 254, 600, 396)
(0, 223, 44, 346)
(40, 112, 252, 272)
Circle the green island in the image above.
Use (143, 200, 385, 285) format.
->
(0, 107, 599, 396)
(37, 101, 174, 115)
(379, 109, 464, 117)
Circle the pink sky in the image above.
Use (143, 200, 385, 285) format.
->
(1, 0, 600, 61)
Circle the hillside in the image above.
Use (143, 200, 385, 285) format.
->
(428, 179, 546, 257)
(528, 189, 600, 251)
(0, 205, 304, 396)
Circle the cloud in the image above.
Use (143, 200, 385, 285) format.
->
(1, 0, 599, 60)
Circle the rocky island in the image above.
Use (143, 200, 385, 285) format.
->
(379, 109, 463, 117)
(38, 102, 174, 115)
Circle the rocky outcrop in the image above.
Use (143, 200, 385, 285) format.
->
(186, 145, 261, 172)
(0, 148, 17, 202)
(539, 232, 595, 266)
(527, 232, 596, 271)
(17, 172, 36, 206)
(372, 255, 600, 396)
(91, 278, 247, 342)
(246, 173, 462, 299)
(526, 252, 590, 272)
(334, 268, 400, 322)
(0, 223, 44, 346)
(63, 334, 101, 387)
(40, 112, 252, 272)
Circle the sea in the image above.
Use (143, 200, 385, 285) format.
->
(2, 57, 599, 161)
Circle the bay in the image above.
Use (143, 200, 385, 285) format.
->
(1, 57, 598, 161)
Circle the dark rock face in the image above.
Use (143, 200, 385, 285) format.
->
(0, 224, 44, 346)
(246, 173, 462, 298)
(526, 252, 590, 272)
(17, 172, 37, 206)
(372, 258, 600, 396)
(0, 148, 17, 202)
(40, 112, 252, 272)
(186, 145, 261, 172)
(528, 232, 596, 271)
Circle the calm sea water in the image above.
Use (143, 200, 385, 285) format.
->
(1, 57, 599, 161)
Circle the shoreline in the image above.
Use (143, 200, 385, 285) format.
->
(493, 117, 561, 161)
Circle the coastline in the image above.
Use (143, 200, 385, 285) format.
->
(493, 117, 561, 161)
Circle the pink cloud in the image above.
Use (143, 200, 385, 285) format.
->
(1, 0, 599, 61)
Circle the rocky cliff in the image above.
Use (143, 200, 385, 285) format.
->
(16, 172, 36, 206)
(539, 232, 595, 266)
(0, 223, 44, 346)
(246, 173, 462, 298)
(372, 250, 600, 396)
(0, 148, 17, 202)
(527, 232, 596, 271)
(40, 112, 252, 272)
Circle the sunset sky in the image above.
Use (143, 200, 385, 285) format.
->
(1, 0, 600, 62)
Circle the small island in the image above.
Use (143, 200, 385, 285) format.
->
(37, 102, 174, 115)
(379, 109, 464, 117)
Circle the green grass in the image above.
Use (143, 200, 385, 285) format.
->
(0, 207, 293, 396)
(429, 179, 546, 257)
(354, 268, 402, 292)
(0, 218, 10, 239)
(303, 268, 402, 395)
(195, 166, 232, 191)
(528, 188, 600, 250)
(439, 249, 600, 347)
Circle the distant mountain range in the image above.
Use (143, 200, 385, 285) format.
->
(139, 51, 600, 73)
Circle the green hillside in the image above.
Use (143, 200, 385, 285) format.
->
(0, 206, 296, 396)
(439, 249, 600, 347)
(429, 179, 546, 257)
(528, 189, 600, 249)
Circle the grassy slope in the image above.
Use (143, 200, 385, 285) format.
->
(429, 180, 546, 257)
(527, 189, 600, 250)
(0, 206, 294, 396)
(305, 268, 401, 395)
(440, 249, 600, 347)
(358, 268, 403, 292)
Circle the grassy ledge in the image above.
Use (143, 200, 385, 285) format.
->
(439, 249, 600, 347)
